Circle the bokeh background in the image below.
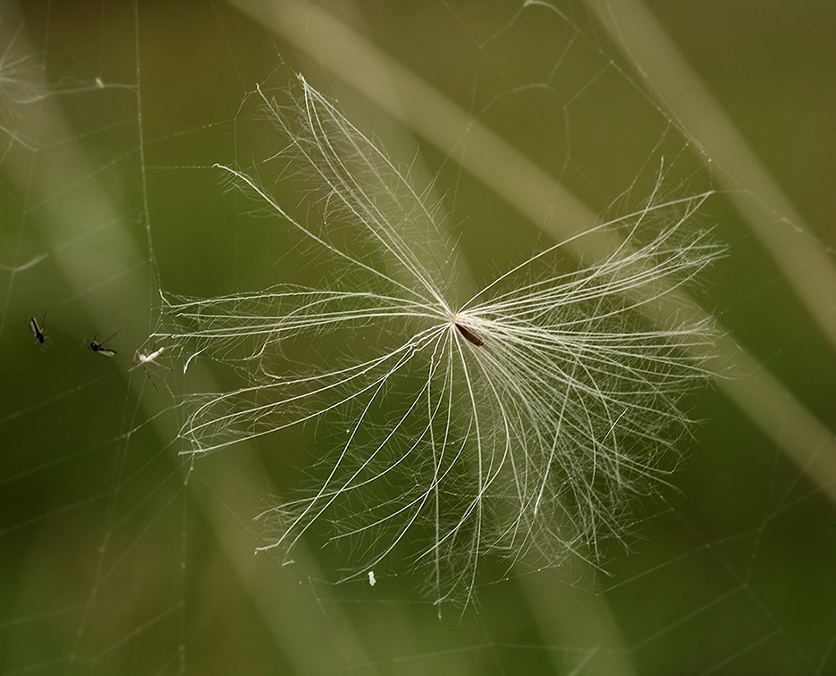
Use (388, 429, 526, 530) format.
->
(1, 1, 835, 674)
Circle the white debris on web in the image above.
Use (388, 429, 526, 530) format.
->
(164, 76, 723, 604)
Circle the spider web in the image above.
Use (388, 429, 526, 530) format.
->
(1, 0, 835, 674)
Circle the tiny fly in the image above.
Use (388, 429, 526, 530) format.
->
(129, 342, 177, 387)
(132, 343, 174, 369)
(87, 332, 118, 357)
(29, 314, 48, 346)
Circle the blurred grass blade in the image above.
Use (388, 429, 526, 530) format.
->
(585, 0, 836, 350)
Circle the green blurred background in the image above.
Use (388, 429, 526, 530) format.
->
(1, 0, 835, 674)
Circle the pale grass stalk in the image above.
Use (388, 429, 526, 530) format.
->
(0, 10, 368, 669)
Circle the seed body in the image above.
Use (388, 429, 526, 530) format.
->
(455, 322, 484, 346)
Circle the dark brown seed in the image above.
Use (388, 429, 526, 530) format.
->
(455, 322, 484, 346)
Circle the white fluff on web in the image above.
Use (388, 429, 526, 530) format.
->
(163, 76, 723, 604)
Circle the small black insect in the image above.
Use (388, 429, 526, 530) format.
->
(87, 332, 118, 357)
(455, 322, 484, 347)
(30, 314, 47, 345)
